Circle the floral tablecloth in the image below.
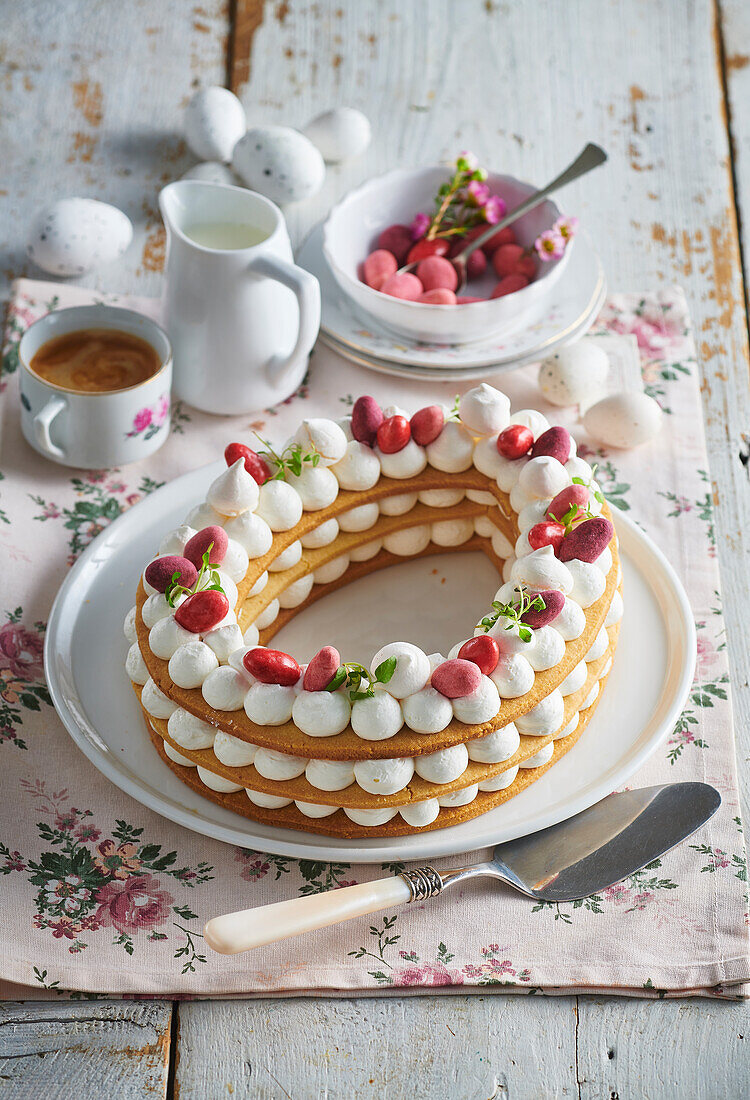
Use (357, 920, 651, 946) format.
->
(1, 278, 747, 999)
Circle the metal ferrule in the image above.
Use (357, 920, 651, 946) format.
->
(399, 865, 443, 902)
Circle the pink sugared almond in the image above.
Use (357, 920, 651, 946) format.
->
(224, 442, 271, 485)
(416, 255, 458, 292)
(174, 590, 229, 634)
(457, 635, 500, 675)
(490, 274, 530, 298)
(456, 295, 484, 304)
(145, 555, 198, 594)
(557, 517, 614, 563)
(243, 647, 301, 686)
(493, 244, 535, 279)
(479, 224, 516, 255)
(496, 423, 533, 459)
(377, 414, 411, 454)
(528, 521, 565, 554)
(407, 238, 449, 264)
(410, 405, 444, 446)
(520, 589, 565, 628)
(546, 483, 589, 523)
(377, 224, 412, 265)
(303, 645, 341, 692)
(431, 658, 482, 699)
(380, 272, 423, 300)
(351, 395, 384, 446)
(418, 288, 457, 304)
(363, 249, 398, 291)
(184, 525, 228, 569)
(530, 426, 572, 465)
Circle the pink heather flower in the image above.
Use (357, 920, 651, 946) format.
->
(482, 195, 506, 225)
(554, 215, 579, 240)
(410, 212, 431, 240)
(132, 407, 152, 433)
(466, 180, 490, 206)
(458, 150, 478, 170)
(535, 229, 566, 261)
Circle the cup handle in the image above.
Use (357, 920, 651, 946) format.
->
(246, 254, 321, 388)
(33, 395, 67, 459)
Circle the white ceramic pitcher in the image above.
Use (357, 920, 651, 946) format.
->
(159, 181, 320, 414)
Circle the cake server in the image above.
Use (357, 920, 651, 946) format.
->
(204, 782, 720, 955)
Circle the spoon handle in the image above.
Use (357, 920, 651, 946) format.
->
(453, 142, 608, 262)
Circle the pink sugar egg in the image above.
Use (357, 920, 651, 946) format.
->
(530, 426, 572, 465)
(431, 658, 483, 699)
(303, 646, 341, 691)
(145, 555, 198, 594)
(490, 274, 529, 298)
(410, 404, 444, 445)
(363, 249, 398, 291)
(352, 395, 384, 445)
(416, 255, 458, 292)
(418, 288, 457, 304)
(380, 272, 423, 300)
(184, 525, 228, 569)
(558, 517, 614, 563)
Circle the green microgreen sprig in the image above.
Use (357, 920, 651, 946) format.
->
(253, 433, 320, 481)
(572, 462, 604, 505)
(446, 394, 461, 422)
(476, 584, 546, 643)
(424, 156, 489, 241)
(325, 658, 397, 702)
(165, 546, 225, 608)
(547, 501, 593, 534)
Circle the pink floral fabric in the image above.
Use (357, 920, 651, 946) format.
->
(0, 278, 747, 1000)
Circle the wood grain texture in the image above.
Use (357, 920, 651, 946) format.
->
(0, 1000, 172, 1098)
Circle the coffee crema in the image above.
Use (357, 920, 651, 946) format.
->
(29, 329, 162, 393)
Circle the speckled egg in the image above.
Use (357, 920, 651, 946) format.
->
(27, 198, 133, 277)
(538, 342, 610, 407)
(181, 161, 238, 186)
(233, 125, 325, 204)
(303, 107, 371, 163)
(184, 86, 246, 163)
(583, 391, 663, 448)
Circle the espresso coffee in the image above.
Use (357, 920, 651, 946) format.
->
(29, 329, 161, 393)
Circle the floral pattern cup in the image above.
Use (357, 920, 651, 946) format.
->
(19, 304, 172, 469)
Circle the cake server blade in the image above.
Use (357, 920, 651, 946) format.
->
(204, 783, 720, 954)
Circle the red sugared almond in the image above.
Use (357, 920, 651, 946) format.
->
(496, 423, 533, 459)
(557, 517, 614, 563)
(377, 414, 411, 453)
(416, 256, 458, 292)
(303, 646, 341, 692)
(407, 238, 450, 264)
(456, 295, 484, 304)
(174, 590, 229, 634)
(528, 521, 566, 554)
(492, 243, 526, 278)
(351, 395, 384, 446)
(363, 249, 398, 290)
(450, 235, 488, 279)
(377, 224, 413, 265)
(457, 635, 500, 675)
(410, 405, 444, 446)
(432, 658, 482, 699)
(184, 526, 228, 569)
(490, 274, 530, 298)
(243, 647, 301, 686)
(224, 442, 271, 485)
(530, 426, 572, 465)
(546, 483, 589, 523)
(480, 225, 516, 255)
(145, 555, 198, 594)
(520, 589, 565, 628)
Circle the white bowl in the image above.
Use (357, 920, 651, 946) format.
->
(323, 165, 574, 345)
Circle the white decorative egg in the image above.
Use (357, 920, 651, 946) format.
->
(538, 342, 610, 407)
(184, 86, 246, 163)
(233, 125, 325, 204)
(27, 198, 133, 277)
(181, 161, 238, 186)
(583, 391, 663, 448)
(303, 107, 371, 163)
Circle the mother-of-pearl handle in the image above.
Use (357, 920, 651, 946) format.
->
(204, 875, 413, 954)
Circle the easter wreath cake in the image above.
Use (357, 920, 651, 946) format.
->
(124, 385, 622, 837)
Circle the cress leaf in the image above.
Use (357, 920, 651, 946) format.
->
(374, 657, 397, 684)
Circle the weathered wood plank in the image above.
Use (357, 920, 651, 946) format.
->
(0, 0, 228, 301)
(176, 995, 579, 1099)
(0, 1000, 172, 1099)
(721, 0, 750, 313)
(577, 994, 750, 1099)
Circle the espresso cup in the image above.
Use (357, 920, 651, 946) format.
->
(19, 305, 172, 469)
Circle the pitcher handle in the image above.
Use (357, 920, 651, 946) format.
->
(33, 395, 67, 459)
(246, 254, 321, 389)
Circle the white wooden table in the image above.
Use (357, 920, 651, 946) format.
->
(1, 1, 749, 1095)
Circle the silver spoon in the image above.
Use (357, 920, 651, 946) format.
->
(204, 782, 720, 954)
(399, 142, 608, 293)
